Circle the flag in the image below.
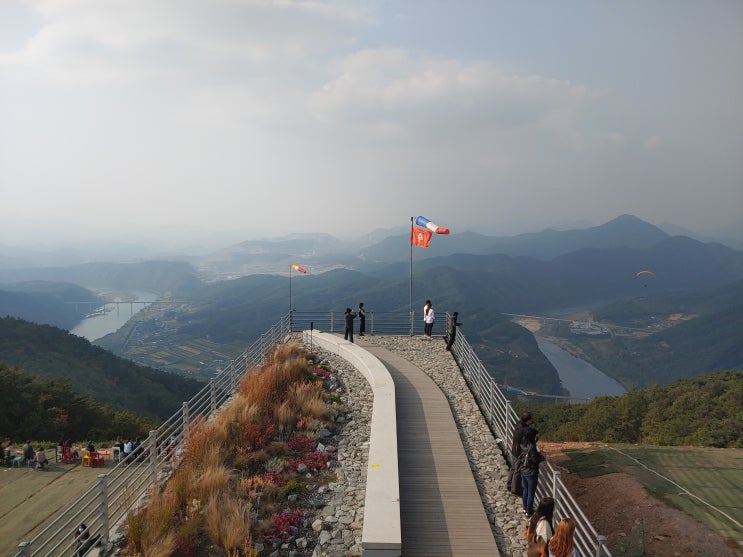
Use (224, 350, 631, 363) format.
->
(291, 264, 307, 274)
(415, 215, 450, 234)
(411, 227, 433, 248)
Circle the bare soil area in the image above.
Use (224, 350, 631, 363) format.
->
(542, 442, 742, 557)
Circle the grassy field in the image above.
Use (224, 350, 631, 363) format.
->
(561, 445, 743, 552)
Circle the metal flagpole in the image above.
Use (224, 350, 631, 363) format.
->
(409, 216, 414, 336)
(289, 264, 293, 330)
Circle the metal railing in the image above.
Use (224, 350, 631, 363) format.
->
(15, 315, 292, 557)
(291, 310, 423, 337)
(19, 309, 609, 556)
(449, 326, 612, 557)
(294, 309, 611, 556)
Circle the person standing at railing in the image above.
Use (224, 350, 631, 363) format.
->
(548, 518, 581, 557)
(424, 301, 435, 338)
(519, 426, 545, 518)
(445, 311, 461, 350)
(507, 412, 533, 496)
(358, 302, 366, 337)
(344, 308, 357, 343)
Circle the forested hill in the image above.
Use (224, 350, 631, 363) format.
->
(522, 370, 743, 448)
(0, 363, 152, 442)
(0, 281, 99, 329)
(0, 317, 203, 419)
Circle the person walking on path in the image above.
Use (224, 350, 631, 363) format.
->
(520, 427, 545, 518)
(344, 307, 357, 343)
(358, 302, 366, 337)
(445, 311, 462, 350)
(507, 412, 533, 495)
(424, 301, 435, 338)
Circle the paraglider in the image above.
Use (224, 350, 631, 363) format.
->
(635, 269, 656, 287)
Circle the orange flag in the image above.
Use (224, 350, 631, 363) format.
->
(411, 227, 433, 248)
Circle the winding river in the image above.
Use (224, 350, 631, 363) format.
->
(536, 336, 626, 401)
(70, 290, 158, 342)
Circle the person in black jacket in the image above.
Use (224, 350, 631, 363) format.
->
(344, 308, 357, 343)
(445, 312, 461, 351)
(519, 427, 545, 517)
(506, 412, 533, 495)
(358, 303, 366, 337)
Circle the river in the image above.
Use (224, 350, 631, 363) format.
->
(535, 336, 626, 401)
(70, 290, 159, 341)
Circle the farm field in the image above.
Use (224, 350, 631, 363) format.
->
(558, 444, 743, 555)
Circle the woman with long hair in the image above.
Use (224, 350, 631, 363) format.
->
(527, 496, 555, 555)
(548, 517, 581, 557)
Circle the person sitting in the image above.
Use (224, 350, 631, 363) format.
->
(35, 447, 49, 470)
(86, 441, 96, 453)
(4, 441, 17, 458)
(22, 441, 35, 463)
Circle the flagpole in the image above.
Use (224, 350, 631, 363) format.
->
(409, 216, 414, 336)
(289, 264, 293, 329)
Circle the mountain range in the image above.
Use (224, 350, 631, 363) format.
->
(1, 214, 742, 401)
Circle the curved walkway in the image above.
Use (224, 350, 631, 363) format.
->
(360, 342, 499, 556)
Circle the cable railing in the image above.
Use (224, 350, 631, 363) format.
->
(295, 309, 611, 556)
(18, 310, 609, 556)
(15, 314, 292, 557)
(291, 310, 423, 336)
(449, 325, 612, 557)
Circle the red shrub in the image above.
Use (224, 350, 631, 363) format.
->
(243, 423, 276, 450)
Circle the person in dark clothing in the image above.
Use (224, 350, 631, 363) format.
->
(445, 312, 462, 351)
(520, 427, 545, 517)
(506, 411, 533, 495)
(344, 308, 357, 343)
(358, 302, 366, 336)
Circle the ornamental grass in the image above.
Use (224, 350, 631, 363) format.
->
(124, 342, 335, 556)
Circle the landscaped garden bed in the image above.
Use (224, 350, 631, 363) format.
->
(121, 342, 357, 556)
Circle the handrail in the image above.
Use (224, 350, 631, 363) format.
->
(449, 327, 612, 557)
(18, 310, 609, 557)
(15, 314, 292, 557)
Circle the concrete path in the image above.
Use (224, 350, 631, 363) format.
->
(358, 340, 499, 556)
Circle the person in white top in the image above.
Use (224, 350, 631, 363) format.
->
(424, 301, 435, 338)
(526, 496, 554, 555)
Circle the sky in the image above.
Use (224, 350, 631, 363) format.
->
(1, 0, 742, 249)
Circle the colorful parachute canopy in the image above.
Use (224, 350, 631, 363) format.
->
(635, 270, 656, 278)
(415, 215, 450, 235)
(291, 264, 307, 274)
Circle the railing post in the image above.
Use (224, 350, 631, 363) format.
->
(182, 401, 190, 432)
(210, 379, 217, 414)
(149, 429, 158, 486)
(230, 360, 236, 391)
(330, 311, 334, 333)
(370, 311, 374, 336)
(16, 541, 31, 556)
(595, 535, 608, 557)
(552, 470, 561, 519)
(505, 401, 513, 463)
(97, 473, 110, 546)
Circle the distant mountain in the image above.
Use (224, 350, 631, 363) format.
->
(0, 317, 203, 419)
(0, 281, 101, 329)
(0, 260, 203, 294)
(359, 214, 670, 263)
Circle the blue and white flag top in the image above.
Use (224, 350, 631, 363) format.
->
(415, 216, 450, 234)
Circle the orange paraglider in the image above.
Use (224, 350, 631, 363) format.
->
(635, 269, 656, 287)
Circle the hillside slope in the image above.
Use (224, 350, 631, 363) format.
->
(0, 317, 203, 419)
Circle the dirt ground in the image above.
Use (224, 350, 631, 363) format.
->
(542, 442, 742, 557)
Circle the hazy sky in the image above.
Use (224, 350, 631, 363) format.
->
(1, 0, 742, 248)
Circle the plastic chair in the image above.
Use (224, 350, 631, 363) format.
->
(61, 446, 75, 464)
(12, 456, 24, 468)
(90, 452, 105, 467)
(81, 449, 91, 467)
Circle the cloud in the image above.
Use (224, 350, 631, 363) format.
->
(644, 135, 661, 151)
